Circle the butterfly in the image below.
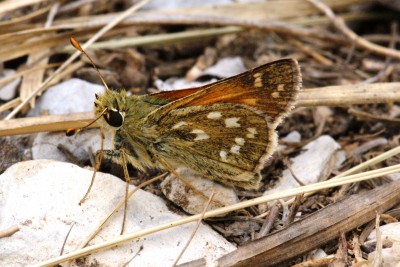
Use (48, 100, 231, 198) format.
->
(68, 38, 301, 191)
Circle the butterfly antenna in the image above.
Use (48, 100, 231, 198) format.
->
(70, 37, 109, 91)
(66, 108, 108, 136)
(67, 37, 110, 136)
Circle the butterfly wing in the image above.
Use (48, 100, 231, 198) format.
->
(147, 103, 275, 189)
(144, 58, 301, 127)
(142, 59, 301, 189)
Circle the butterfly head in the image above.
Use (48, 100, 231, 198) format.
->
(94, 89, 127, 128)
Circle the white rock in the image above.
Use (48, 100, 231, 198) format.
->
(29, 78, 107, 163)
(154, 77, 217, 92)
(282, 131, 301, 143)
(368, 222, 400, 267)
(154, 57, 246, 92)
(368, 222, 400, 242)
(277, 131, 301, 152)
(201, 57, 246, 78)
(263, 135, 345, 202)
(387, 172, 400, 181)
(28, 78, 104, 116)
(0, 160, 236, 267)
(0, 69, 21, 101)
(32, 129, 111, 162)
(307, 249, 327, 260)
(161, 168, 239, 215)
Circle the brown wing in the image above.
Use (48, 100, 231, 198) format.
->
(148, 87, 202, 103)
(145, 59, 301, 127)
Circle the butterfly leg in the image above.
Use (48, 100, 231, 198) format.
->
(81, 143, 132, 234)
(79, 127, 105, 205)
(151, 150, 217, 204)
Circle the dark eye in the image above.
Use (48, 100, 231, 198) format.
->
(104, 108, 124, 127)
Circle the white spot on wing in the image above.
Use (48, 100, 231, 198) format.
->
(235, 137, 245, 146)
(254, 77, 262, 87)
(191, 129, 210, 140)
(230, 145, 241, 154)
(207, 112, 222, 119)
(272, 92, 280, 98)
(220, 150, 227, 161)
(278, 84, 285, 91)
(225, 117, 240, 128)
(172, 121, 187, 129)
(246, 127, 258, 138)
(253, 72, 262, 78)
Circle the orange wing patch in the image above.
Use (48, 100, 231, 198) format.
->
(148, 59, 301, 125)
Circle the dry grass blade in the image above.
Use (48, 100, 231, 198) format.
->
(31, 164, 400, 267)
(5, 0, 150, 120)
(20, 3, 59, 110)
(307, 0, 400, 59)
(0, 112, 96, 136)
(172, 191, 215, 267)
(0, 63, 60, 89)
(63, 26, 243, 51)
(1, 82, 398, 137)
(0, 5, 51, 29)
(0, 0, 47, 15)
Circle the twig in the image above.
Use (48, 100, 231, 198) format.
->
(288, 38, 333, 66)
(172, 191, 216, 267)
(348, 108, 400, 124)
(0, 225, 20, 238)
(285, 194, 304, 227)
(284, 157, 305, 186)
(60, 223, 75, 256)
(363, 22, 398, 84)
(306, 0, 400, 60)
(256, 204, 280, 239)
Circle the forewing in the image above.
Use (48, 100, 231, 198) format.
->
(148, 104, 276, 189)
(144, 59, 301, 127)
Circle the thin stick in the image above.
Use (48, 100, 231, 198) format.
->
(334, 146, 400, 179)
(306, 0, 400, 60)
(32, 164, 400, 267)
(0, 63, 60, 88)
(5, 0, 149, 120)
(172, 191, 216, 267)
(77, 173, 167, 249)
(60, 223, 75, 256)
(0, 225, 20, 238)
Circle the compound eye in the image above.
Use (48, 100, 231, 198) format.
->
(104, 108, 124, 127)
